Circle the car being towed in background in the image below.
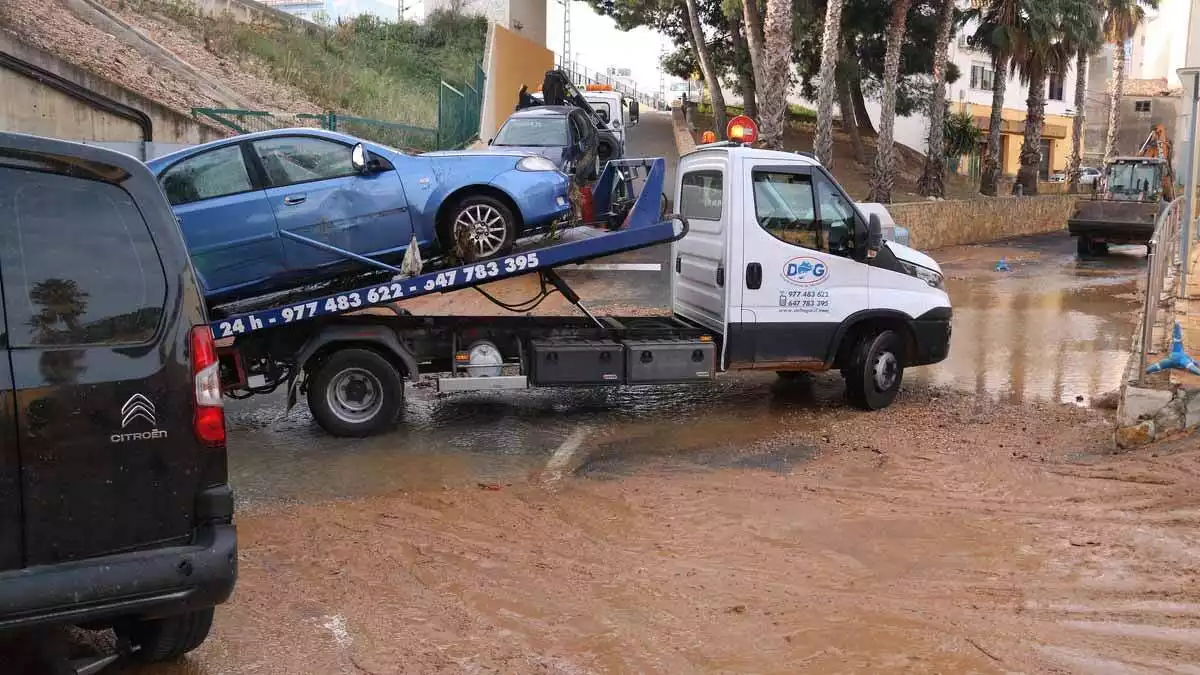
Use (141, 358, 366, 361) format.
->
(487, 106, 601, 182)
(148, 128, 571, 305)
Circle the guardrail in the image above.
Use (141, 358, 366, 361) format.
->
(1138, 197, 1186, 381)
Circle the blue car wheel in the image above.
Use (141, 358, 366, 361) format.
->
(447, 194, 517, 262)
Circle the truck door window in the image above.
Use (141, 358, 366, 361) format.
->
(751, 171, 823, 251)
(0, 168, 167, 347)
(814, 173, 857, 257)
(680, 170, 723, 220)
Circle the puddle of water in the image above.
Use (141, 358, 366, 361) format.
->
(914, 241, 1145, 406)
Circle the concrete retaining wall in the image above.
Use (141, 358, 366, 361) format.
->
(0, 31, 224, 156)
(888, 195, 1077, 250)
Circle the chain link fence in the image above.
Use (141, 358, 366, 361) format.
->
(192, 63, 483, 152)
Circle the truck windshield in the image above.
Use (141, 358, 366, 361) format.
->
(1107, 162, 1161, 195)
(494, 118, 570, 147)
(588, 101, 613, 125)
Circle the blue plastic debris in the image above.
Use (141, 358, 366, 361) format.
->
(1145, 322, 1200, 376)
(995, 257, 1010, 272)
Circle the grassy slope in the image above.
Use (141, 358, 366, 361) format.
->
(119, 0, 486, 127)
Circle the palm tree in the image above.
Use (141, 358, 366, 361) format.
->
(685, 0, 728, 137)
(759, 0, 795, 149)
(1010, 0, 1096, 195)
(966, 0, 1022, 196)
(1102, 0, 1158, 164)
(867, 0, 913, 203)
(918, 0, 958, 197)
(1066, 5, 1104, 193)
(814, 0, 846, 167)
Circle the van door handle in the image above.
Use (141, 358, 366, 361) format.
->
(716, 263, 725, 287)
(746, 262, 762, 289)
(283, 194, 307, 206)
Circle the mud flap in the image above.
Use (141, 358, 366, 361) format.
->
(284, 369, 305, 416)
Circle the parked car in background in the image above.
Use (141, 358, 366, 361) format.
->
(1080, 166, 1102, 186)
(488, 106, 600, 183)
(0, 132, 235, 665)
(148, 128, 571, 305)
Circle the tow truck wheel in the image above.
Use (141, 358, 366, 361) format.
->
(844, 330, 904, 411)
(307, 348, 403, 437)
(448, 195, 517, 262)
(1076, 235, 1108, 258)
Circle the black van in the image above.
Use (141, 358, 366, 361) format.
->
(0, 132, 236, 662)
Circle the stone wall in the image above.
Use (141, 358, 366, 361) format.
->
(888, 195, 1077, 250)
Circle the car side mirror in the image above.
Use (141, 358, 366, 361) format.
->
(629, 100, 640, 125)
(351, 142, 367, 173)
(867, 213, 883, 259)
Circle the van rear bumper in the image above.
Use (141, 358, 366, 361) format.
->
(0, 523, 236, 632)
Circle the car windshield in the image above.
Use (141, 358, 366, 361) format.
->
(494, 118, 570, 147)
(1107, 162, 1161, 195)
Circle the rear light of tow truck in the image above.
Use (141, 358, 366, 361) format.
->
(191, 326, 226, 447)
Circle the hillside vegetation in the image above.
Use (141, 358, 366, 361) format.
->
(1, 0, 485, 129)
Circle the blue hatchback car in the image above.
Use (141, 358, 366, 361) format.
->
(147, 128, 571, 304)
(489, 106, 600, 181)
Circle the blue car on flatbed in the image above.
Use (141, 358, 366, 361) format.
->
(147, 128, 572, 304)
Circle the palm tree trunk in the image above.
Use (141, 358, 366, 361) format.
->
(814, 0, 845, 167)
(1067, 48, 1088, 193)
(837, 49, 867, 164)
(917, 0, 955, 197)
(758, 0, 794, 150)
(685, 0, 728, 138)
(729, 13, 759, 119)
(867, 0, 911, 203)
(980, 53, 1008, 196)
(850, 67, 876, 136)
(1103, 40, 1126, 164)
(1015, 66, 1047, 195)
(742, 0, 767, 111)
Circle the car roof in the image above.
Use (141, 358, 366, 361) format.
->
(509, 106, 574, 119)
(147, 127, 372, 169)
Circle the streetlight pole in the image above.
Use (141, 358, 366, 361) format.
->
(1178, 67, 1200, 290)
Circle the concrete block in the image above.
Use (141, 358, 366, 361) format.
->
(1187, 391, 1200, 429)
(1116, 421, 1156, 449)
(1118, 386, 1174, 426)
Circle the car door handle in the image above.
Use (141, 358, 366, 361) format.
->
(746, 262, 762, 290)
(283, 194, 307, 206)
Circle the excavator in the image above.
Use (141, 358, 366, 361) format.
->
(1067, 123, 1176, 257)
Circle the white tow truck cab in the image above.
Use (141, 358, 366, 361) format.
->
(581, 86, 638, 153)
(673, 142, 952, 408)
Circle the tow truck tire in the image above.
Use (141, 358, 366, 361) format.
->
(844, 329, 904, 411)
(1076, 235, 1108, 257)
(123, 608, 213, 663)
(307, 348, 403, 437)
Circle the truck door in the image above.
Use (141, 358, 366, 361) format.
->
(251, 135, 415, 271)
(672, 158, 730, 338)
(0, 165, 198, 566)
(734, 164, 869, 368)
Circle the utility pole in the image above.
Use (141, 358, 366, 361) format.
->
(558, 0, 572, 75)
(658, 38, 666, 109)
(397, 0, 413, 21)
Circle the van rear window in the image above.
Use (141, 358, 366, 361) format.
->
(680, 170, 723, 221)
(0, 168, 167, 347)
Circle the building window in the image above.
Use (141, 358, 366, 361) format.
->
(970, 63, 995, 91)
(1047, 70, 1065, 101)
(1135, 99, 1152, 119)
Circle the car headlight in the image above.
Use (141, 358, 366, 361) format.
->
(517, 155, 559, 172)
(899, 260, 945, 290)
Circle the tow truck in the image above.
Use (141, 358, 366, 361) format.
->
(213, 118, 953, 437)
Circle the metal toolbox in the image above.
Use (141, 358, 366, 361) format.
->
(529, 339, 625, 386)
(621, 339, 716, 384)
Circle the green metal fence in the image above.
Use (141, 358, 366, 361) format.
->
(192, 63, 484, 152)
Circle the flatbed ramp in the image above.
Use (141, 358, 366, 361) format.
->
(210, 158, 680, 338)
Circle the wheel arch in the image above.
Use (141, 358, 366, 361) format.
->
(295, 325, 418, 382)
(828, 310, 917, 369)
(433, 184, 524, 248)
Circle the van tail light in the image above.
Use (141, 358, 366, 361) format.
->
(190, 326, 226, 447)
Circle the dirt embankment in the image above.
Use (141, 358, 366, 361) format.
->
(112, 391, 1200, 674)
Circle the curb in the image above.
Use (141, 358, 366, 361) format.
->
(671, 107, 696, 157)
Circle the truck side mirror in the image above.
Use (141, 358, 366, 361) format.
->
(867, 213, 883, 259)
(629, 100, 640, 126)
